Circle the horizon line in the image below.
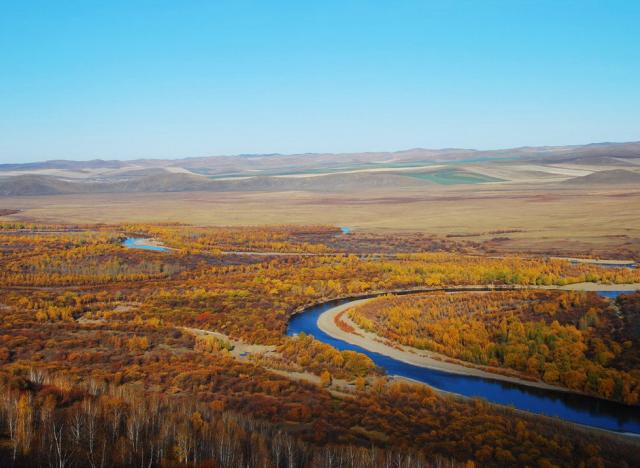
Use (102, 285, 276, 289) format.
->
(1, 139, 638, 166)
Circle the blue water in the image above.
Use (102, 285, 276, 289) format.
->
(122, 238, 168, 252)
(598, 291, 635, 299)
(118, 235, 640, 432)
(287, 291, 640, 434)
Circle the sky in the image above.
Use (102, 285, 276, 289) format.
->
(1, 1, 639, 164)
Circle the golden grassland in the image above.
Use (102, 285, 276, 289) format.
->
(2, 182, 639, 257)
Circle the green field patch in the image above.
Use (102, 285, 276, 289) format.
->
(405, 168, 503, 185)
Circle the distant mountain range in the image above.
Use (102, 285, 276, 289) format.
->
(1, 141, 639, 196)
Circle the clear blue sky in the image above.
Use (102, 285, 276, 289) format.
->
(1, 1, 639, 163)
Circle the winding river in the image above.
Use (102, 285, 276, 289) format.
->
(123, 238, 640, 433)
(287, 291, 640, 434)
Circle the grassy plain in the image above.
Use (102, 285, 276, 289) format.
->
(405, 168, 503, 184)
(2, 182, 639, 257)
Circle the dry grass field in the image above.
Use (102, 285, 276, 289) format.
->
(2, 143, 639, 257)
(2, 181, 639, 257)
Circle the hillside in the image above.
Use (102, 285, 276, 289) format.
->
(0, 175, 82, 196)
(563, 169, 640, 185)
(1, 141, 639, 196)
(0, 170, 432, 196)
(2, 141, 639, 178)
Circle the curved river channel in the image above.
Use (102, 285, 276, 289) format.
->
(287, 291, 640, 435)
(122, 239, 640, 434)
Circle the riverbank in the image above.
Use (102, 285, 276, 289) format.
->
(388, 373, 640, 442)
(543, 282, 640, 291)
(317, 298, 570, 393)
(314, 284, 640, 402)
(551, 257, 637, 267)
(123, 237, 172, 251)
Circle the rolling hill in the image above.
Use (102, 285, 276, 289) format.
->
(563, 169, 640, 185)
(1, 141, 639, 196)
(0, 171, 434, 196)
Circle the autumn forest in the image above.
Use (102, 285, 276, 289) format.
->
(0, 223, 639, 467)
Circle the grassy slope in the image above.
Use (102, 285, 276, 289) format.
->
(405, 168, 504, 185)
